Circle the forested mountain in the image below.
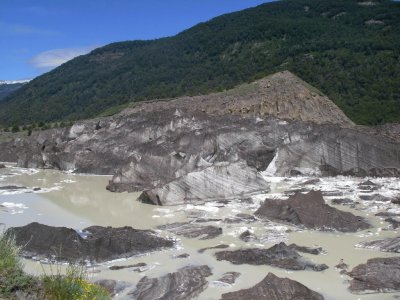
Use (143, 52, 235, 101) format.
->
(0, 81, 28, 102)
(0, 0, 399, 126)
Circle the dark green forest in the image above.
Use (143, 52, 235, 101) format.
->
(0, 0, 399, 126)
(0, 83, 26, 102)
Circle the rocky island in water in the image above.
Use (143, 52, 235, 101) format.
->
(1, 70, 400, 299)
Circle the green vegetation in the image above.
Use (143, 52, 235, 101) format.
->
(0, 82, 26, 102)
(0, 231, 39, 298)
(0, 0, 399, 125)
(42, 265, 110, 300)
(0, 231, 110, 300)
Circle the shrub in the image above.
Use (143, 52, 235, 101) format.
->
(42, 264, 110, 300)
(0, 231, 38, 297)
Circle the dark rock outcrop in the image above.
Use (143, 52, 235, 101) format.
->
(357, 236, 400, 253)
(0, 163, 5, 168)
(358, 180, 380, 191)
(174, 253, 190, 259)
(335, 259, 349, 274)
(215, 242, 328, 271)
(386, 218, 400, 229)
(331, 198, 354, 206)
(348, 257, 400, 294)
(359, 194, 390, 202)
(6, 222, 174, 263)
(198, 244, 229, 254)
(216, 272, 241, 285)
(139, 161, 269, 205)
(392, 197, 400, 205)
(0, 100, 399, 202)
(0, 185, 26, 190)
(109, 262, 147, 271)
(376, 211, 400, 217)
(221, 272, 324, 300)
(255, 190, 371, 232)
(157, 222, 222, 240)
(288, 243, 324, 255)
(238, 230, 256, 242)
(224, 214, 257, 224)
(128, 265, 212, 300)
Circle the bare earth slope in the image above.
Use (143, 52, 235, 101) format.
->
(123, 71, 354, 127)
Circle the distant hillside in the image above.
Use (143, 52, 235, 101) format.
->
(0, 0, 399, 126)
(0, 81, 29, 102)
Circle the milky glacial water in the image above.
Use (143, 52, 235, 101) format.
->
(1, 163, 400, 299)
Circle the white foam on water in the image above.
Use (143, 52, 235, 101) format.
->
(1, 201, 28, 214)
(1, 202, 27, 209)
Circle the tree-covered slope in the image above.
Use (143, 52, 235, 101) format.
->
(0, 82, 27, 102)
(1, 0, 399, 126)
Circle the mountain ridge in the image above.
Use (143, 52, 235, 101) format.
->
(120, 71, 354, 127)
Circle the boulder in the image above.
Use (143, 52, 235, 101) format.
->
(359, 194, 390, 202)
(386, 218, 400, 229)
(157, 222, 222, 240)
(216, 272, 241, 285)
(375, 211, 400, 217)
(109, 262, 147, 271)
(331, 198, 354, 206)
(129, 265, 212, 300)
(139, 162, 269, 205)
(255, 190, 371, 232)
(198, 244, 229, 254)
(348, 257, 400, 294)
(0, 185, 26, 190)
(221, 272, 324, 300)
(358, 180, 380, 191)
(356, 236, 400, 253)
(215, 242, 328, 271)
(288, 243, 324, 255)
(7, 222, 174, 263)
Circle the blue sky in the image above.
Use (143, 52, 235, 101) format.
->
(0, 0, 270, 81)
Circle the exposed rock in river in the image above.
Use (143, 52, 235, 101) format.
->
(0, 163, 5, 168)
(198, 244, 229, 254)
(128, 265, 212, 300)
(215, 272, 241, 285)
(138, 161, 269, 205)
(288, 243, 324, 255)
(347, 257, 400, 294)
(221, 272, 324, 300)
(7, 222, 174, 263)
(109, 262, 147, 271)
(157, 222, 222, 240)
(356, 236, 400, 253)
(255, 190, 371, 232)
(385, 218, 400, 229)
(215, 242, 328, 271)
(0, 185, 27, 190)
(375, 211, 400, 217)
(0, 88, 399, 201)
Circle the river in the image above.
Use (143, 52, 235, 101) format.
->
(1, 163, 399, 299)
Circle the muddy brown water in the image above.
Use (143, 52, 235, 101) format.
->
(1, 164, 400, 299)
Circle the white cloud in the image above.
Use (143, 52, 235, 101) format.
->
(0, 22, 58, 36)
(29, 46, 97, 69)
